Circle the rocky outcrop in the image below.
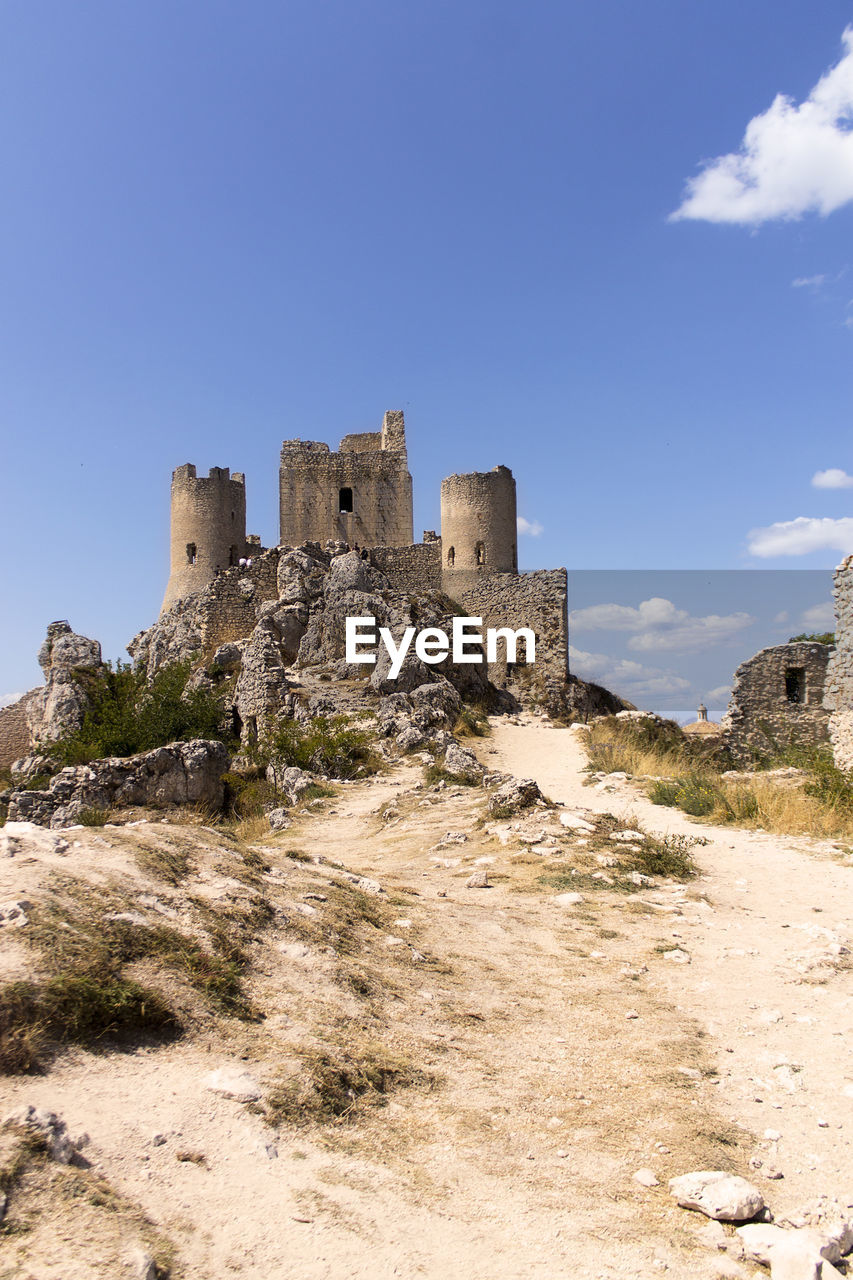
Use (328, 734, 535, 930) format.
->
(26, 622, 103, 747)
(7, 739, 230, 828)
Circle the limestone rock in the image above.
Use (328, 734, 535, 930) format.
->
(487, 777, 544, 816)
(265, 764, 314, 805)
(7, 739, 230, 828)
(633, 1168, 660, 1187)
(442, 741, 485, 783)
(466, 870, 491, 888)
(554, 892, 584, 907)
(27, 621, 103, 746)
(669, 1171, 764, 1222)
(266, 808, 292, 831)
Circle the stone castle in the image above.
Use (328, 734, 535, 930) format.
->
(156, 409, 570, 701)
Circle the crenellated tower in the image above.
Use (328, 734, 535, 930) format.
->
(161, 464, 248, 614)
(440, 465, 517, 591)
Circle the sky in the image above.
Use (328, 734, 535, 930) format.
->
(2, 2, 853, 710)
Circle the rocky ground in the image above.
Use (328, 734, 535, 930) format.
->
(1, 713, 852, 1279)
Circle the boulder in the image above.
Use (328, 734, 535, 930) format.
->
(7, 739, 230, 828)
(487, 777, 545, 816)
(265, 764, 314, 805)
(3, 1105, 81, 1163)
(669, 1171, 764, 1222)
(442, 741, 486, 783)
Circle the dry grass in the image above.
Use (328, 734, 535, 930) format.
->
(587, 716, 853, 840)
(266, 1039, 435, 1127)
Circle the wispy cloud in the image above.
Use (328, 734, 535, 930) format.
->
(793, 274, 829, 289)
(570, 597, 754, 652)
(813, 467, 853, 488)
(569, 646, 691, 700)
(671, 26, 853, 225)
(748, 516, 853, 557)
(706, 684, 732, 704)
(800, 601, 835, 629)
(517, 516, 543, 537)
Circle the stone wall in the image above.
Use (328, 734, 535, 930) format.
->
(367, 541, 442, 595)
(825, 556, 853, 768)
(132, 548, 282, 676)
(279, 411, 413, 549)
(0, 691, 39, 770)
(456, 568, 568, 705)
(722, 641, 834, 762)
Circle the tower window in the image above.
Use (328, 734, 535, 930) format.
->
(447, 546, 455, 567)
(186, 543, 197, 565)
(228, 545, 238, 567)
(476, 541, 486, 566)
(785, 667, 805, 703)
(339, 487, 354, 513)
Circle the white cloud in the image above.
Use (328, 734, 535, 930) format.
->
(800, 601, 835, 629)
(793, 274, 829, 288)
(569, 597, 753, 653)
(812, 467, 853, 488)
(0, 692, 23, 709)
(569, 646, 691, 700)
(747, 515, 853, 556)
(706, 684, 733, 704)
(773, 610, 790, 624)
(671, 26, 853, 225)
(517, 516, 543, 537)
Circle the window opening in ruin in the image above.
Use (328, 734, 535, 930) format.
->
(785, 667, 805, 703)
(447, 546, 455, 567)
(186, 543, 197, 565)
(339, 487, 354, 513)
(476, 541, 486, 566)
(228, 545, 238, 567)
(246, 716, 258, 747)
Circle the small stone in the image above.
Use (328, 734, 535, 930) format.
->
(127, 1250, 157, 1280)
(553, 892, 584, 907)
(466, 870, 491, 889)
(633, 1168, 659, 1187)
(203, 1067, 262, 1102)
(669, 1170, 764, 1222)
(625, 1009, 640, 1020)
(663, 949, 691, 963)
(152, 1133, 167, 1147)
(764, 1129, 782, 1142)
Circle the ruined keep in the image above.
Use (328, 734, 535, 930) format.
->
(161, 465, 251, 614)
(440, 466, 518, 591)
(722, 641, 834, 762)
(279, 410, 413, 550)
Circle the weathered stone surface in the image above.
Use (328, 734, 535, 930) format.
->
(265, 764, 313, 805)
(487, 777, 544, 816)
(266, 808, 292, 831)
(27, 621, 103, 746)
(737, 1222, 847, 1276)
(442, 740, 485, 783)
(669, 1170, 764, 1222)
(7, 739, 230, 828)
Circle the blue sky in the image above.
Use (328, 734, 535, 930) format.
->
(2, 2, 853, 705)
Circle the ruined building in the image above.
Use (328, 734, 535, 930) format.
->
(722, 641, 834, 762)
(154, 410, 569, 704)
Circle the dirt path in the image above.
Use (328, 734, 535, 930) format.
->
(482, 713, 853, 1215)
(4, 720, 852, 1279)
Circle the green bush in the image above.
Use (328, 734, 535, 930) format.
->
(48, 660, 232, 765)
(268, 715, 378, 781)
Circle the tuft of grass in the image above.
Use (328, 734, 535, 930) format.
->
(423, 762, 477, 788)
(453, 705, 491, 738)
(78, 807, 111, 827)
(266, 1044, 434, 1126)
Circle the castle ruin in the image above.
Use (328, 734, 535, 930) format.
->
(154, 410, 569, 704)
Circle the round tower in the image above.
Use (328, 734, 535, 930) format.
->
(161, 464, 247, 613)
(440, 465, 517, 581)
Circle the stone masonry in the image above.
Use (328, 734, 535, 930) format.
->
(722, 641, 833, 763)
(825, 555, 853, 769)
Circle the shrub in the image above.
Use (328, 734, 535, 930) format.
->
(78, 807, 110, 827)
(48, 660, 233, 766)
(268, 715, 379, 781)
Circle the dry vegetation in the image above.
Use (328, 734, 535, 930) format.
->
(586, 714, 853, 840)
